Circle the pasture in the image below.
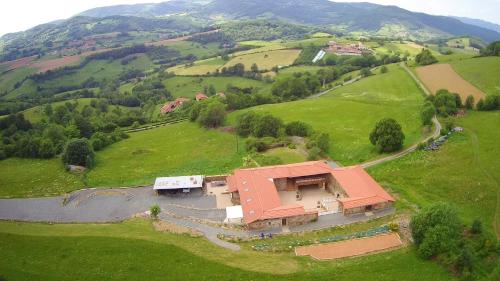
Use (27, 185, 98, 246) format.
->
(85, 122, 245, 187)
(167, 57, 225, 76)
(451, 56, 500, 95)
(229, 64, 425, 165)
(223, 49, 301, 71)
(370, 111, 500, 237)
(0, 219, 454, 281)
(416, 63, 485, 103)
(163, 76, 270, 98)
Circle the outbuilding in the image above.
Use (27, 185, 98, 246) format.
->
(154, 175, 204, 195)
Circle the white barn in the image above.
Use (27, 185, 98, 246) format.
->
(154, 175, 204, 194)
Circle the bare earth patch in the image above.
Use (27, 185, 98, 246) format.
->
(295, 233, 403, 260)
(416, 64, 486, 104)
(32, 55, 83, 73)
(153, 220, 203, 237)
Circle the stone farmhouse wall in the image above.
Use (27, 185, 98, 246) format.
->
(247, 212, 318, 230)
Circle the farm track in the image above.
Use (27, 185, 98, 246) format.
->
(467, 128, 500, 240)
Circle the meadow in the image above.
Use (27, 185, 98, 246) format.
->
(450, 56, 500, 95)
(0, 219, 455, 281)
(369, 111, 500, 237)
(163, 76, 270, 98)
(223, 49, 301, 71)
(229, 64, 425, 165)
(167, 57, 225, 76)
(85, 122, 245, 187)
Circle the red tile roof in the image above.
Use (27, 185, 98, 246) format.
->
(227, 161, 394, 224)
(195, 93, 208, 101)
(160, 97, 189, 114)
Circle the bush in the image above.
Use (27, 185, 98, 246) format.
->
(415, 49, 437, 65)
(307, 132, 330, 153)
(380, 65, 388, 74)
(62, 138, 94, 168)
(197, 101, 227, 128)
(471, 219, 482, 234)
(465, 95, 475, 110)
(150, 204, 161, 219)
(235, 112, 260, 137)
(410, 203, 461, 258)
(285, 121, 311, 137)
(369, 118, 405, 153)
(245, 137, 267, 152)
(307, 146, 322, 160)
(389, 223, 399, 232)
(252, 114, 283, 138)
(360, 68, 372, 77)
(420, 102, 436, 126)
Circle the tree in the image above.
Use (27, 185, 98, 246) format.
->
(197, 101, 226, 128)
(285, 121, 311, 137)
(433, 89, 458, 116)
(208, 84, 216, 96)
(308, 132, 330, 153)
(420, 102, 436, 126)
(415, 49, 437, 65)
(369, 118, 405, 153)
(251, 63, 259, 73)
(465, 95, 475, 110)
(253, 114, 283, 138)
(235, 112, 260, 137)
(74, 115, 94, 138)
(410, 203, 461, 259)
(62, 139, 94, 168)
(150, 204, 161, 219)
(39, 139, 56, 159)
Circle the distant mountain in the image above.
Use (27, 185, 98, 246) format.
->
(77, 0, 500, 42)
(453, 17, 500, 34)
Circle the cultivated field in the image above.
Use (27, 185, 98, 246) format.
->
(31, 55, 83, 73)
(224, 49, 301, 71)
(167, 57, 225, 76)
(0, 219, 455, 281)
(229, 64, 425, 165)
(416, 63, 486, 103)
(451, 57, 500, 95)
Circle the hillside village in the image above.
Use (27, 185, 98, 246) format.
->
(0, 0, 499, 280)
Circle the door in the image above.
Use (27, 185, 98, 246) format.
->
(282, 219, 287, 226)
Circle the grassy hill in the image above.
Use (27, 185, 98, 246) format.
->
(450, 56, 500, 95)
(0, 219, 455, 281)
(229, 64, 425, 165)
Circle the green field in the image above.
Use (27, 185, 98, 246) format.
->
(224, 49, 301, 71)
(230, 64, 425, 165)
(169, 41, 222, 59)
(451, 57, 500, 95)
(85, 122, 245, 187)
(4, 55, 154, 99)
(0, 66, 38, 96)
(263, 147, 307, 164)
(167, 57, 225, 76)
(370, 111, 500, 237)
(0, 219, 455, 281)
(163, 76, 270, 98)
(0, 158, 83, 198)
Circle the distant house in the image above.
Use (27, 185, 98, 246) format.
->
(195, 93, 208, 101)
(217, 92, 226, 99)
(160, 97, 189, 114)
(227, 161, 394, 230)
(327, 41, 368, 56)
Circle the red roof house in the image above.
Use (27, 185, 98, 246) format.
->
(227, 161, 394, 229)
(195, 93, 208, 101)
(160, 97, 189, 114)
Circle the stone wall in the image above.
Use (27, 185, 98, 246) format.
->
(247, 212, 318, 230)
(342, 201, 393, 215)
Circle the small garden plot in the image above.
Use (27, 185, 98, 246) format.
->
(223, 49, 301, 71)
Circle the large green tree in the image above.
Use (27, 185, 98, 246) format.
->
(415, 49, 437, 65)
(62, 138, 95, 168)
(369, 118, 405, 153)
(197, 101, 227, 128)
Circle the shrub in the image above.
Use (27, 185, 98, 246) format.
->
(369, 118, 405, 153)
(252, 114, 283, 138)
(197, 101, 227, 128)
(389, 223, 399, 232)
(150, 204, 161, 219)
(380, 65, 388, 73)
(465, 95, 475, 110)
(245, 137, 267, 152)
(471, 219, 482, 234)
(62, 138, 95, 168)
(307, 146, 322, 160)
(285, 121, 311, 137)
(235, 112, 260, 137)
(307, 132, 330, 153)
(360, 68, 372, 77)
(420, 102, 436, 126)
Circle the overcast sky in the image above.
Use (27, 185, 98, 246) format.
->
(0, 0, 499, 37)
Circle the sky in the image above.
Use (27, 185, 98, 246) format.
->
(0, 0, 499, 36)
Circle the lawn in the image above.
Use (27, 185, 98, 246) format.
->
(163, 76, 270, 98)
(263, 147, 307, 164)
(229, 64, 425, 165)
(450, 56, 500, 95)
(369, 111, 500, 237)
(224, 49, 301, 71)
(85, 122, 245, 187)
(0, 219, 455, 281)
(0, 158, 83, 198)
(0, 66, 38, 99)
(168, 41, 222, 59)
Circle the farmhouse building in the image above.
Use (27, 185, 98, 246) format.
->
(327, 41, 368, 56)
(227, 161, 394, 230)
(195, 93, 208, 101)
(160, 97, 189, 114)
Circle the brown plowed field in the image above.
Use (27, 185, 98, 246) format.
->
(416, 63, 485, 104)
(32, 55, 83, 73)
(295, 233, 403, 260)
(0, 56, 37, 71)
